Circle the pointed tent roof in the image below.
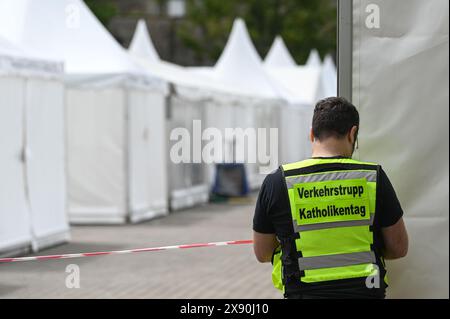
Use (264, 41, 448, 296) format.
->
(129, 19, 160, 63)
(264, 36, 296, 67)
(306, 49, 322, 67)
(213, 18, 280, 99)
(127, 20, 241, 98)
(0, 0, 148, 76)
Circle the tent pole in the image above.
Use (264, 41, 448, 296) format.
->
(337, 0, 353, 101)
(124, 87, 131, 223)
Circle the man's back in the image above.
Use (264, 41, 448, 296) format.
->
(253, 156, 405, 298)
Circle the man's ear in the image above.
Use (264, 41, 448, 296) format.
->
(349, 126, 358, 144)
(310, 128, 315, 143)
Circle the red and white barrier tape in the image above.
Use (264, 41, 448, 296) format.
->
(0, 240, 253, 263)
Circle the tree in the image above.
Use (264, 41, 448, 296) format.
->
(85, 0, 118, 27)
(178, 0, 337, 65)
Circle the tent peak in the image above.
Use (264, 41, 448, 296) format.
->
(306, 49, 322, 67)
(129, 19, 160, 62)
(264, 35, 296, 67)
(323, 54, 335, 66)
(215, 17, 263, 69)
(213, 17, 280, 98)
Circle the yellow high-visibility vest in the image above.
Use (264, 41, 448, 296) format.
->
(272, 158, 387, 292)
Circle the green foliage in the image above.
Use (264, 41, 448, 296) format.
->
(178, 0, 337, 65)
(85, 0, 118, 26)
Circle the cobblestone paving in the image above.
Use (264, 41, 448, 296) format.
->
(0, 197, 282, 299)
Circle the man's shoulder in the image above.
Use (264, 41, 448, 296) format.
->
(262, 167, 284, 185)
(259, 167, 287, 198)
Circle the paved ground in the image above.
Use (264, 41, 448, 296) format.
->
(0, 196, 281, 299)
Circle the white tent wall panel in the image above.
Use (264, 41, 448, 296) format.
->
(0, 76, 32, 253)
(168, 95, 208, 210)
(186, 97, 207, 190)
(128, 89, 168, 222)
(202, 99, 235, 189)
(351, 0, 449, 298)
(167, 100, 186, 196)
(66, 88, 127, 224)
(25, 78, 69, 250)
(233, 102, 259, 190)
(254, 103, 282, 184)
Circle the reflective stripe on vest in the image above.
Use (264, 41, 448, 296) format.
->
(285, 170, 377, 188)
(298, 251, 376, 271)
(293, 213, 374, 232)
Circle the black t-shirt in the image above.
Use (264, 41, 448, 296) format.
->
(253, 157, 404, 298)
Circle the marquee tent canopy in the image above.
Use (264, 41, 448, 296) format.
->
(306, 49, 322, 67)
(0, 0, 162, 87)
(264, 36, 297, 67)
(129, 19, 243, 101)
(190, 18, 289, 100)
(212, 18, 283, 100)
(129, 19, 161, 63)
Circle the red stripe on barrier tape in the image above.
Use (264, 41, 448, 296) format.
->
(0, 240, 253, 263)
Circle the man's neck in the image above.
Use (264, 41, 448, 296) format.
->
(311, 152, 350, 158)
(311, 139, 352, 158)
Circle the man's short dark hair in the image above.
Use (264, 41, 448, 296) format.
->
(312, 97, 359, 140)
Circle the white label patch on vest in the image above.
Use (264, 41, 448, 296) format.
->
(292, 178, 371, 226)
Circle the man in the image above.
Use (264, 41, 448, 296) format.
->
(253, 97, 408, 299)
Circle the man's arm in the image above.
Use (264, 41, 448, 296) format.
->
(381, 217, 408, 259)
(377, 167, 408, 260)
(253, 231, 279, 263)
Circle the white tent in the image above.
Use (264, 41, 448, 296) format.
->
(264, 46, 337, 165)
(129, 20, 161, 63)
(305, 49, 339, 101)
(264, 36, 297, 67)
(264, 65, 322, 164)
(0, 36, 69, 254)
(214, 19, 281, 99)
(0, 0, 169, 224)
(306, 49, 322, 67)
(319, 54, 337, 98)
(190, 18, 285, 188)
(129, 19, 214, 210)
